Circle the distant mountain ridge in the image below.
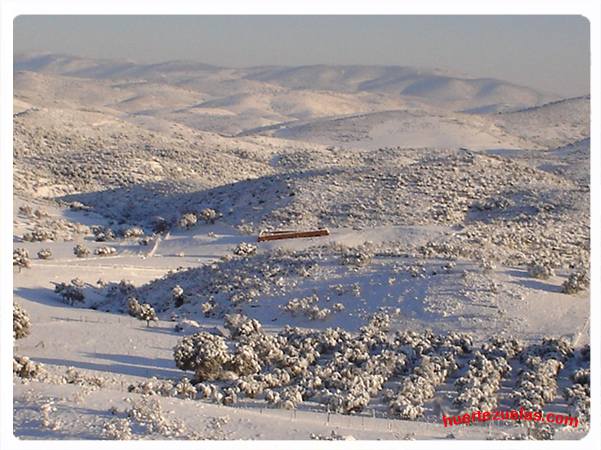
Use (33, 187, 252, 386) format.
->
(14, 53, 558, 113)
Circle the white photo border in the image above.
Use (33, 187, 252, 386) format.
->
(1, 1, 598, 449)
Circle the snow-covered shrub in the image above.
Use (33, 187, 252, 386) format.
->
(310, 430, 351, 440)
(571, 368, 590, 385)
(13, 355, 46, 379)
(37, 248, 52, 259)
(512, 338, 572, 412)
(95, 246, 117, 257)
(62, 367, 106, 388)
(525, 423, 556, 440)
(174, 319, 200, 333)
(228, 345, 262, 376)
(122, 226, 144, 238)
(173, 332, 231, 381)
(201, 301, 217, 317)
(127, 297, 158, 326)
(332, 303, 345, 312)
(73, 244, 90, 258)
(200, 208, 220, 224)
(177, 212, 197, 229)
(453, 352, 511, 413)
(13, 248, 31, 269)
(172, 377, 197, 399)
(54, 280, 85, 305)
(233, 242, 257, 257)
(152, 216, 170, 234)
(126, 396, 187, 438)
(224, 313, 263, 338)
(102, 418, 133, 440)
(40, 401, 61, 430)
(91, 226, 115, 242)
(565, 362, 590, 424)
(107, 279, 137, 299)
(13, 303, 31, 339)
(479, 257, 496, 273)
(331, 283, 361, 297)
(566, 383, 590, 424)
(340, 244, 374, 267)
(171, 285, 185, 307)
(481, 336, 524, 359)
(22, 227, 56, 242)
(128, 377, 174, 396)
(282, 294, 332, 320)
(527, 262, 555, 280)
(562, 269, 589, 294)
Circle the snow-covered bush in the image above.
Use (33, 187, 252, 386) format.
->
(233, 242, 257, 257)
(174, 319, 200, 333)
(13, 248, 31, 270)
(340, 244, 374, 267)
(173, 332, 231, 381)
(224, 313, 263, 338)
(172, 377, 197, 399)
(512, 338, 573, 412)
(37, 248, 52, 260)
(13, 355, 46, 379)
(282, 294, 332, 320)
(73, 244, 90, 258)
(310, 430, 351, 440)
(126, 396, 187, 438)
(63, 367, 107, 388)
(40, 401, 61, 430)
(13, 303, 31, 339)
(201, 300, 217, 317)
(177, 212, 197, 229)
(229, 345, 262, 376)
(453, 351, 511, 413)
(152, 216, 170, 234)
(102, 418, 133, 440)
(122, 226, 144, 238)
(200, 208, 220, 224)
(127, 297, 157, 326)
(54, 280, 85, 305)
(95, 246, 117, 257)
(565, 355, 590, 424)
(22, 227, 56, 242)
(562, 269, 589, 294)
(527, 262, 554, 280)
(91, 226, 115, 242)
(171, 285, 185, 307)
(128, 377, 174, 396)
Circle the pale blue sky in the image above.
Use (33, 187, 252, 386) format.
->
(14, 15, 590, 97)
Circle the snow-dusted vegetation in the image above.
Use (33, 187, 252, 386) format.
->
(12, 52, 589, 440)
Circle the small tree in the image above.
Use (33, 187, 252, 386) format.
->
(13, 303, 31, 339)
(127, 297, 158, 327)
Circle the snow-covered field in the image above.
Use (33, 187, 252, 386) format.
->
(13, 53, 590, 440)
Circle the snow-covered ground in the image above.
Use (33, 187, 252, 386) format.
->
(12, 54, 590, 440)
